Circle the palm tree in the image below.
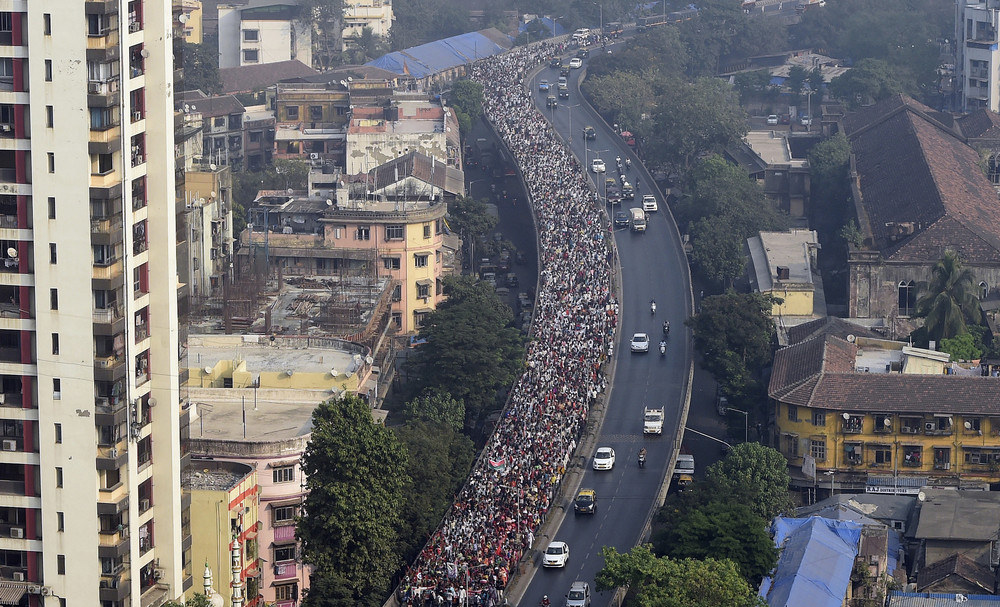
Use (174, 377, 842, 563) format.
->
(914, 251, 980, 342)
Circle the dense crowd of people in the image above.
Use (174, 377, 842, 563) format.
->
(399, 42, 619, 607)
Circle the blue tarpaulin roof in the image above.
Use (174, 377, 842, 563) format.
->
(761, 517, 862, 607)
(366, 31, 509, 80)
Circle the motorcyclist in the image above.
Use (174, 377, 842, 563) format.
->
(541, 596, 551, 607)
(650, 299, 656, 315)
(638, 448, 647, 467)
(659, 340, 667, 355)
(626, 158, 631, 169)
(663, 320, 670, 335)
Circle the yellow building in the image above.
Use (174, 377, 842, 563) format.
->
(174, 0, 204, 44)
(770, 333, 1000, 498)
(183, 460, 260, 607)
(747, 229, 821, 318)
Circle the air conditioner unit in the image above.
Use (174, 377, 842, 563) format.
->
(25, 586, 40, 595)
(153, 569, 162, 580)
(12, 572, 24, 581)
(140, 498, 150, 511)
(88, 81, 101, 94)
(129, 22, 141, 33)
(925, 422, 936, 432)
(309, 153, 320, 161)
(109, 448, 118, 458)
(941, 462, 951, 470)
(1, 440, 16, 451)
(0, 124, 10, 132)
(10, 527, 23, 539)
(133, 112, 142, 122)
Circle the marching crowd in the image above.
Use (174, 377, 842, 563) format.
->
(400, 42, 619, 606)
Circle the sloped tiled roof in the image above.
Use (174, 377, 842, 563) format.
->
(917, 553, 996, 594)
(220, 60, 318, 94)
(177, 92, 245, 117)
(769, 335, 1000, 414)
(957, 108, 1000, 140)
(787, 317, 882, 345)
(367, 151, 464, 195)
(845, 94, 1000, 261)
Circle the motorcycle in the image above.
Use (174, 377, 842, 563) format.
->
(650, 300, 657, 315)
(659, 341, 666, 356)
(638, 452, 646, 468)
(663, 321, 670, 336)
(626, 158, 632, 170)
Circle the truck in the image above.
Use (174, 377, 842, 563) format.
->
(643, 407, 663, 434)
(603, 21, 624, 38)
(630, 207, 646, 232)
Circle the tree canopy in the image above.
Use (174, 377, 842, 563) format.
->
(298, 395, 407, 606)
(178, 39, 221, 95)
(406, 276, 524, 427)
(915, 251, 981, 343)
(650, 79, 748, 171)
(447, 80, 484, 140)
(828, 58, 902, 109)
(596, 545, 764, 607)
(705, 443, 793, 521)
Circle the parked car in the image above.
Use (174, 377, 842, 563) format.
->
(543, 541, 570, 567)
(569, 57, 583, 68)
(591, 158, 606, 173)
(766, 114, 779, 125)
(593, 447, 616, 470)
(574, 489, 596, 514)
(800, 114, 812, 126)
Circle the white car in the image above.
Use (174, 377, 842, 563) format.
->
(593, 447, 616, 470)
(630, 332, 649, 353)
(569, 57, 583, 68)
(642, 195, 658, 212)
(543, 541, 570, 567)
(591, 158, 606, 173)
(766, 114, 778, 125)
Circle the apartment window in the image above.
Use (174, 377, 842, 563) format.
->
(414, 254, 429, 268)
(243, 29, 259, 42)
(52, 378, 60, 400)
(243, 49, 259, 64)
(51, 333, 59, 355)
(54, 423, 61, 443)
(787, 404, 798, 422)
(49, 243, 57, 263)
(391, 284, 401, 302)
(273, 506, 296, 524)
(898, 280, 916, 317)
(97, 153, 113, 174)
(355, 226, 370, 241)
(423, 224, 431, 239)
(249, 130, 261, 143)
(783, 434, 798, 457)
(965, 417, 982, 433)
(286, 106, 299, 120)
(50, 288, 58, 310)
(333, 226, 343, 239)
(903, 446, 922, 467)
(273, 466, 295, 484)
(56, 512, 63, 532)
(812, 411, 824, 426)
(873, 446, 891, 466)
(809, 439, 825, 462)
(417, 282, 430, 299)
(47, 153, 55, 173)
(44, 60, 52, 82)
(43, 14, 51, 35)
(45, 106, 53, 128)
(309, 105, 323, 121)
(55, 467, 63, 488)
(391, 312, 402, 327)
(47, 197, 55, 219)
(0, 58, 12, 90)
(385, 225, 404, 240)
(57, 555, 65, 574)
(383, 257, 400, 271)
(275, 584, 298, 602)
(274, 545, 296, 562)
(90, 107, 115, 130)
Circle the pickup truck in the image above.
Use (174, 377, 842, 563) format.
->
(643, 407, 664, 434)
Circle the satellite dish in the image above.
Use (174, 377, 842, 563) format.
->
(183, 103, 190, 113)
(285, 370, 294, 376)
(330, 369, 338, 377)
(203, 366, 213, 374)
(286, 188, 293, 194)
(965, 421, 973, 430)
(209, 163, 216, 170)
(846, 334, 856, 343)
(326, 199, 333, 206)
(179, 13, 189, 23)
(917, 491, 926, 502)
(340, 80, 347, 87)
(365, 356, 374, 365)
(210, 191, 217, 199)
(190, 104, 197, 111)
(140, 49, 150, 58)
(842, 412, 850, 420)
(347, 76, 353, 82)
(147, 397, 157, 407)
(5, 247, 15, 258)
(883, 417, 891, 427)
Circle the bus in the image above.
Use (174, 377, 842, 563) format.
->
(668, 8, 698, 22)
(636, 14, 670, 31)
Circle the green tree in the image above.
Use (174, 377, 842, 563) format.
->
(705, 443, 793, 520)
(447, 80, 484, 140)
(582, 69, 660, 135)
(828, 58, 902, 108)
(231, 159, 312, 228)
(178, 39, 222, 95)
(687, 291, 775, 400)
(298, 395, 407, 606)
(653, 500, 778, 585)
(406, 276, 524, 426)
(650, 78, 748, 172)
(939, 332, 983, 362)
(402, 389, 465, 431)
(393, 420, 475, 560)
(786, 65, 808, 97)
(688, 216, 747, 287)
(915, 251, 981, 342)
(596, 545, 764, 607)
(299, 0, 344, 70)
(164, 594, 211, 607)
(446, 196, 497, 242)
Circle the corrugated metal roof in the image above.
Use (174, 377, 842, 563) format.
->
(366, 29, 511, 79)
(889, 592, 1000, 606)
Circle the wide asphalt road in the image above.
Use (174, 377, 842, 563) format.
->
(516, 51, 694, 607)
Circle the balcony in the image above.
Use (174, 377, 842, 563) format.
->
(100, 573, 130, 602)
(87, 28, 121, 62)
(97, 442, 127, 470)
(273, 523, 296, 543)
(0, 436, 23, 453)
(841, 417, 863, 434)
(0, 479, 25, 496)
(88, 78, 121, 108)
(98, 527, 130, 558)
(0, 393, 22, 408)
(91, 216, 124, 245)
(273, 562, 298, 580)
(86, 0, 120, 15)
(92, 259, 124, 283)
(0, 567, 28, 582)
(89, 125, 122, 155)
(95, 397, 127, 426)
(94, 354, 126, 382)
(97, 482, 129, 515)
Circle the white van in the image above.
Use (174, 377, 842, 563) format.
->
(629, 207, 646, 232)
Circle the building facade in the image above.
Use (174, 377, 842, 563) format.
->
(342, 0, 394, 50)
(218, 3, 312, 70)
(956, 0, 1000, 113)
(770, 334, 1000, 499)
(0, 1, 186, 604)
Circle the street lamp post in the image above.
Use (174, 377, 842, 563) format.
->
(592, 2, 603, 36)
(725, 407, 749, 443)
(567, 103, 580, 144)
(824, 469, 836, 495)
(593, 149, 609, 203)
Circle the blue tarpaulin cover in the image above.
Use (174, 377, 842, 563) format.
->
(367, 32, 509, 80)
(760, 517, 862, 607)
